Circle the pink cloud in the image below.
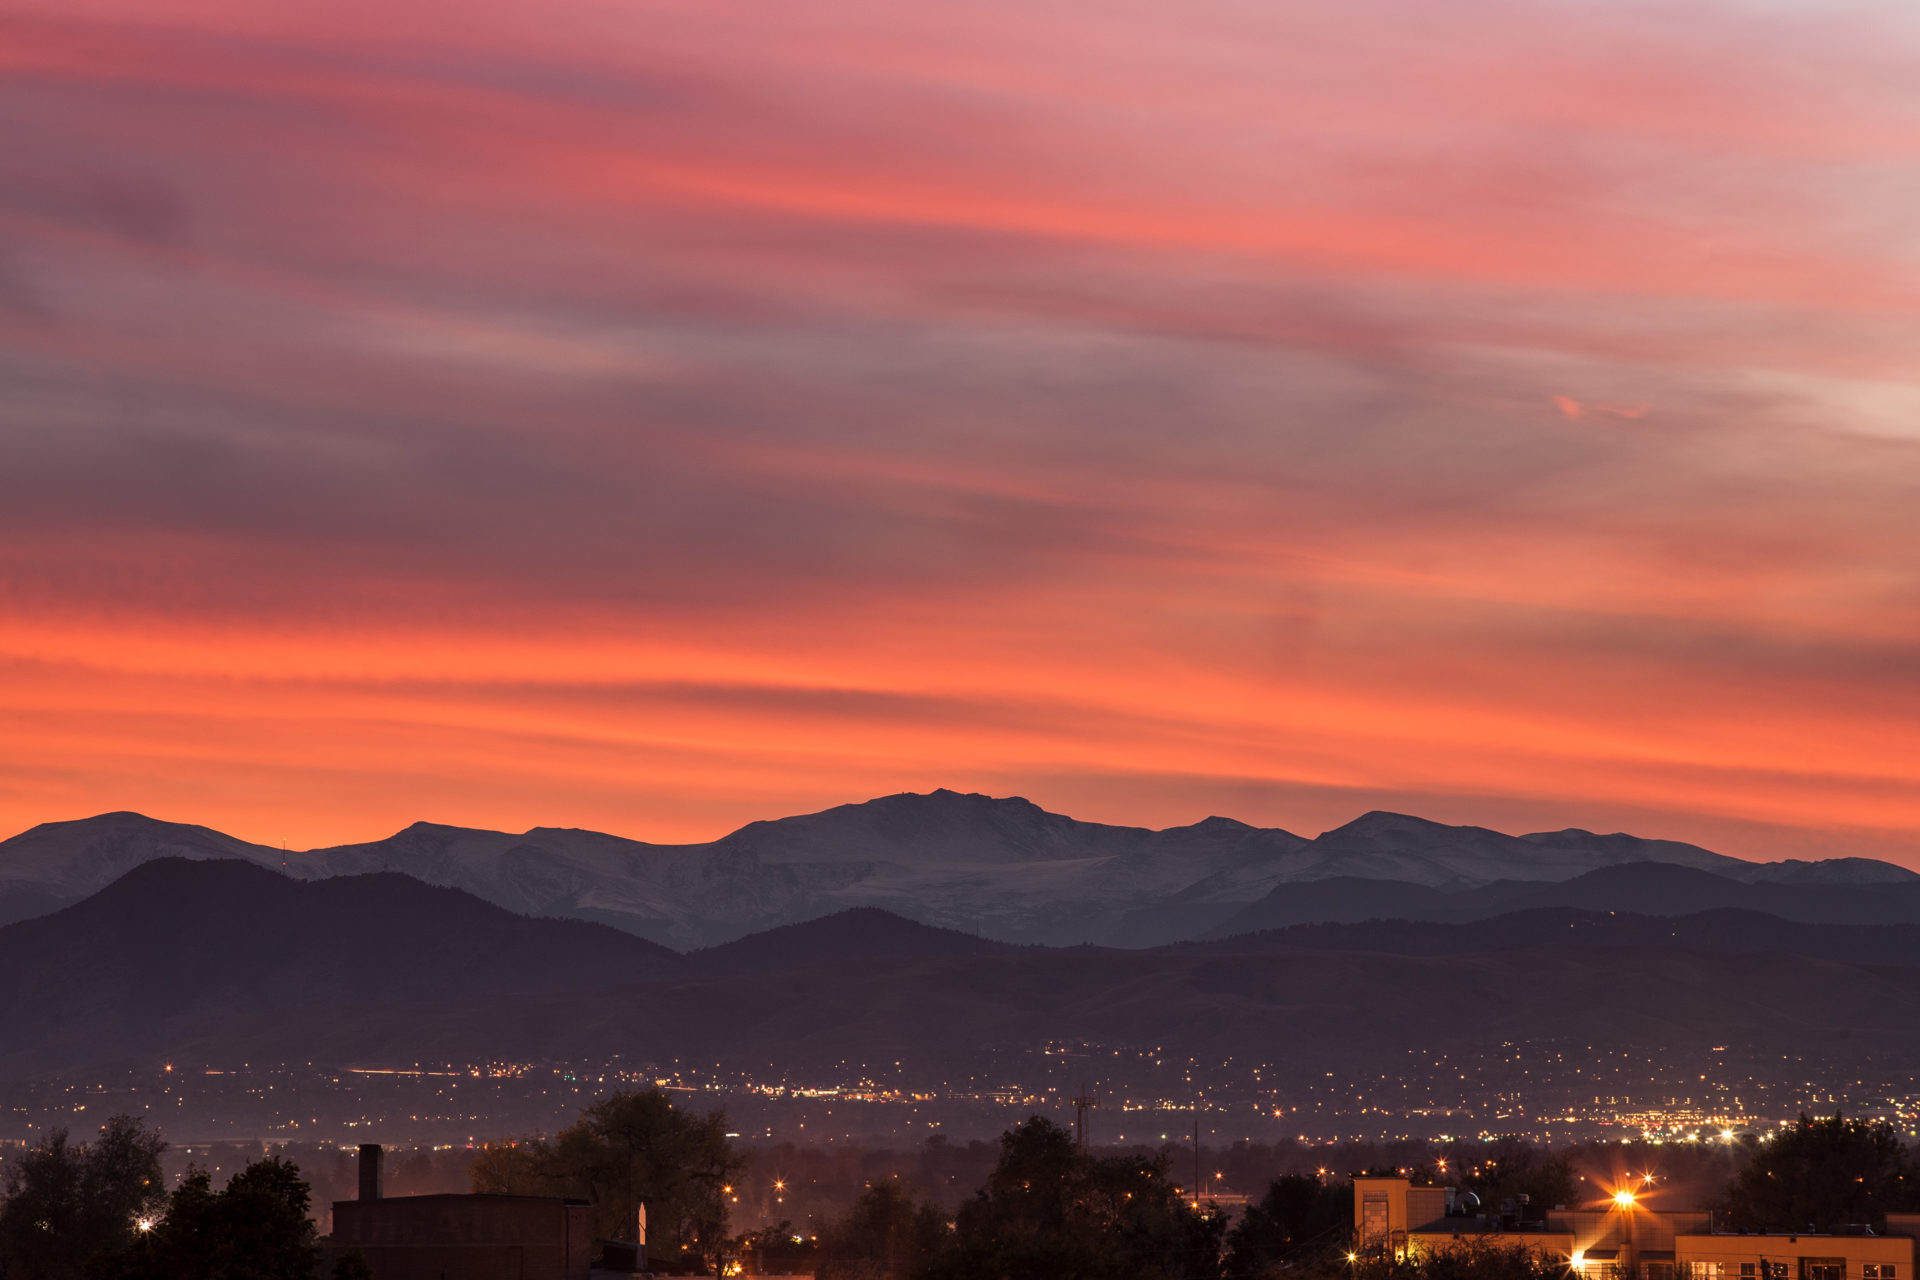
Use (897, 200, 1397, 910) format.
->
(0, 0, 1915, 858)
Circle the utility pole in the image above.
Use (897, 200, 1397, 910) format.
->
(1193, 1113, 1202, 1209)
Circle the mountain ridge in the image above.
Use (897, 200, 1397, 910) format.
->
(7, 858, 1920, 1082)
(2, 791, 1910, 946)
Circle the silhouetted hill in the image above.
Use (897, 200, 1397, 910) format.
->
(0, 858, 682, 1078)
(693, 907, 1017, 976)
(3, 795, 1913, 948)
(1209, 906, 1920, 968)
(1205, 861, 1920, 939)
(1200, 875, 1457, 934)
(9, 860, 1920, 1082)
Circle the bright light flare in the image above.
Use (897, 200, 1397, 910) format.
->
(1612, 1189, 1637, 1209)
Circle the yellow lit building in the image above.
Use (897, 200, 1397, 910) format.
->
(1354, 1176, 1916, 1280)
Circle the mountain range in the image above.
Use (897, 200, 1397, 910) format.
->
(7, 857, 1920, 1083)
(1, 791, 1913, 948)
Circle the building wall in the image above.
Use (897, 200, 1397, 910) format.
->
(1353, 1176, 1407, 1251)
(331, 1194, 592, 1280)
(1675, 1234, 1913, 1280)
(1546, 1208, 1712, 1256)
(1408, 1188, 1447, 1226)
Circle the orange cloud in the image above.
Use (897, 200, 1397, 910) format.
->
(0, 0, 1916, 864)
(1554, 397, 1649, 421)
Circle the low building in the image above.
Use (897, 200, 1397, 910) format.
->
(327, 1144, 595, 1280)
(1354, 1175, 1915, 1280)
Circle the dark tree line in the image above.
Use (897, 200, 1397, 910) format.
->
(1721, 1113, 1920, 1233)
(796, 1113, 1920, 1280)
(0, 1117, 352, 1280)
(0, 1118, 165, 1280)
(10, 1106, 1920, 1280)
(806, 1117, 1224, 1280)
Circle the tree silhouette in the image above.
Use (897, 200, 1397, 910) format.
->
(924, 1116, 1225, 1280)
(473, 1087, 740, 1266)
(0, 1116, 165, 1280)
(815, 1182, 947, 1280)
(1722, 1113, 1920, 1233)
(89, 1155, 321, 1280)
(1224, 1174, 1352, 1278)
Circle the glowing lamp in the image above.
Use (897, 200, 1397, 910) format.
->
(1612, 1189, 1637, 1209)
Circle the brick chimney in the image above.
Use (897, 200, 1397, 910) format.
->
(358, 1143, 384, 1201)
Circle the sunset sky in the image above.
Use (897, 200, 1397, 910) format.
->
(2, 0, 1917, 861)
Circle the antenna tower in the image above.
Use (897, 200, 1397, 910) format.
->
(1071, 1084, 1098, 1152)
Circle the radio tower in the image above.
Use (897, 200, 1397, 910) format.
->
(1072, 1085, 1098, 1152)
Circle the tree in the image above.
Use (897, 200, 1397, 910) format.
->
(1722, 1114, 1920, 1233)
(473, 1088, 741, 1267)
(815, 1183, 946, 1280)
(88, 1155, 320, 1280)
(924, 1116, 1225, 1280)
(736, 1220, 821, 1278)
(1224, 1174, 1352, 1278)
(1406, 1239, 1560, 1280)
(0, 1116, 165, 1280)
